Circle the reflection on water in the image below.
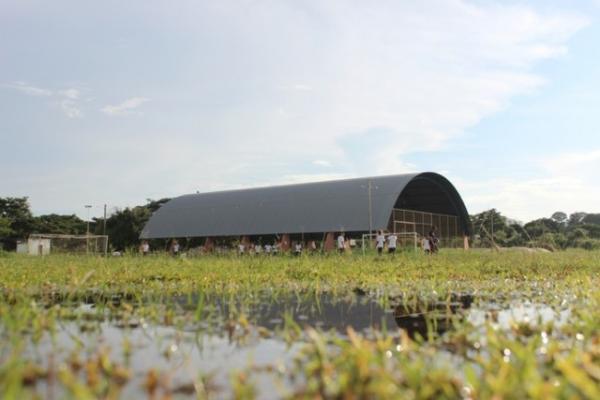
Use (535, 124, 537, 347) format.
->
(14, 290, 576, 399)
(393, 294, 474, 338)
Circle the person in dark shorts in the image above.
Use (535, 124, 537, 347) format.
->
(428, 226, 439, 253)
(337, 233, 345, 254)
(375, 230, 385, 255)
(294, 241, 302, 256)
(387, 233, 397, 254)
(170, 239, 180, 256)
(140, 240, 150, 256)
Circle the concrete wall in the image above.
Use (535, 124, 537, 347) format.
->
(27, 238, 51, 256)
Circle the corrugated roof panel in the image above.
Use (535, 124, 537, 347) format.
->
(140, 172, 470, 238)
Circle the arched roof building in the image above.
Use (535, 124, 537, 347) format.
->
(140, 172, 471, 240)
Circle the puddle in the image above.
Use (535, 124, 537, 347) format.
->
(10, 291, 580, 398)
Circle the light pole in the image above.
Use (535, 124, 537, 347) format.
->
(85, 205, 92, 254)
(103, 204, 107, 236)
(368, 180, 373, 240)
(361, 180, 377, 249)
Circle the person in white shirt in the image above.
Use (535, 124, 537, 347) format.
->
(264, 244, 272, 254)
(170, 239, 180, 256)
(422, 236, 431, 254)
(140, 241, 150, 256)
(254, 244, 262, 255)
(294, 242, 302, 256)
(238, 243, 245, 255)
(387, 233, 398, 254)
(337, 233, 345, 254)
(375, 230, 385, 255)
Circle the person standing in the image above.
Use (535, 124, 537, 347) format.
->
(422, 236, 431, 254)
(141, 240, 150, 256)
(387, 233, 398, 254)
(337, 233, 345, 254)
(375, 230, 386, 256)
(170, 239, 180, 256)
(428, 226, 439, 254)
(294, 241, 302, 256)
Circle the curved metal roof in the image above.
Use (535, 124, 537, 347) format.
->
(140, 172, 470, 239)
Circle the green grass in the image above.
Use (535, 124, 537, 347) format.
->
(0, 250, 599, 399)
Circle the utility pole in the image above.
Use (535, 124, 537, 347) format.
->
(490, 209, 494, 243)
(85, 205, 92, 254)
(368, 180, 373, 245)
(103, 204, 107, 236)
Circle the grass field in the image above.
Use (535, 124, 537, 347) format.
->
(0, 250, 599, 399)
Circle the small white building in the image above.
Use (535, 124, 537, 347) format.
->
(16, 240, 29, 254)
(27, 237, 51, 256)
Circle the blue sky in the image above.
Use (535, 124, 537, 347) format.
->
(1, 0, 599, 222)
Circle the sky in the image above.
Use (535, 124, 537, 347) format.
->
(1, 0, 599, 223)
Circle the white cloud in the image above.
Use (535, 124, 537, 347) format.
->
(59, 88, 80, 100)
(4, 82, 85, 117)
(150, 0, 586, 183)
(60, 100, 83, 119)
(313, 160, 332, 167)
(5, 81, 52, 96)
(110, 3, 585, 214)
(456, 149, 600, 221)
(0, 1, 590, 218)
(292, 84, 313, 91)
(58, 88, 83, 118)
(459, 175, 600, 222)
(280, 173, 350, 184)
(542, 150, 600, 175)
(101, 97, 150, 116)
(277, 83, 313, 92)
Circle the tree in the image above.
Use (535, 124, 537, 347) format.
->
(470, 209, 526, 247)
(0, 217, 13, 238)
(524, 218, 560, 238)
(582, 213, 600, 225)
(102, 198, 170, 251)
(0, 197, 36, 249)
(567, 228, 588, 244)
(33, 214, 87, 235)
(471, 209, 507, 235)
(0, 197, 35, 237)
(551, 211, 568, 225)
(568, 212, 587, 226)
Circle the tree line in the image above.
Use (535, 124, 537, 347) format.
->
(470, 209, 600, 250)
(0, 197, 169, 251)
(1, 196, 599, 251)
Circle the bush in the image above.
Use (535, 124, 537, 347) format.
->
(573, 238, 600, 250)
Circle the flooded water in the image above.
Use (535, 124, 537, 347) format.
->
(16, 290, 578, 398)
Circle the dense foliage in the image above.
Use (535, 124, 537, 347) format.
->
(0, 197, 169, 251)
(471, 208, 600, 250)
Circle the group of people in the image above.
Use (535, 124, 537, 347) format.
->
(237, 241, 280, 255)
(372, 226, 440, 255)
(422, 226, 440, 254)
(238, 239, 320, 256)
(138, 227, 441, 256)
(138, 239, 180, 256)
(373, 231, 399, 255)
